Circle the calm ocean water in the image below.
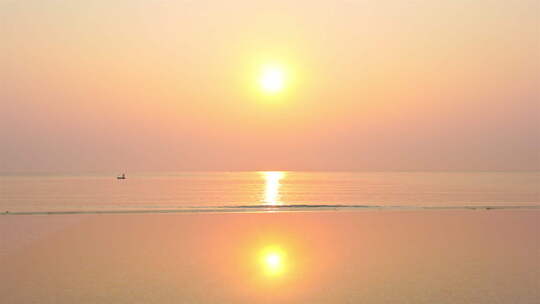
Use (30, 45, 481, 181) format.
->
(1, 171, 538, 213)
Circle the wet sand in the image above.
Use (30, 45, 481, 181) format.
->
(1, 210, 539, 303)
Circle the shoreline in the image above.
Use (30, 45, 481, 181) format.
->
(2, 204, 539, 216)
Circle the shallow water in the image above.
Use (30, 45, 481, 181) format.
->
(1, 171, 538, 212)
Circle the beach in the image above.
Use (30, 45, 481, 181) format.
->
(3, 0, 539, 302)
(1, 210, 538, 303)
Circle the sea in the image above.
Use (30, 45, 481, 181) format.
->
(2, 171, 539, 303)
(1, 171, 538, 213)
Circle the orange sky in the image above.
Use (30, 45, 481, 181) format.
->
(1, 0, 539, 171)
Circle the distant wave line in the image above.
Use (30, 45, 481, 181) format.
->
(2, 204, 539, 216)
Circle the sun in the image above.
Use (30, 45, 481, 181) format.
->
(259, 64, 285, 94)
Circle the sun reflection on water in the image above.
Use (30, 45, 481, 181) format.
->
(260, 171, 286, 205)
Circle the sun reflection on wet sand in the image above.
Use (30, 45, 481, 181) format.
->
(260, 171, 286, 205)
(259, 245, 287, 276)
(2, 211, 539, 303)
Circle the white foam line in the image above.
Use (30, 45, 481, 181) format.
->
(1, 204, 539, 216)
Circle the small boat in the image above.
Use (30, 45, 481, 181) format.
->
(117, 173, 126, 180)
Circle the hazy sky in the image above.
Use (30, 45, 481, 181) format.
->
(1, 0, 539, 172)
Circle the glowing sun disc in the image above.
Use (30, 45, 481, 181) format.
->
(259, 65, 285, 93)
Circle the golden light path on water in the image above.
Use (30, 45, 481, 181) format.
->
(257, 173, 288, 279)
(260, 171, 286, 205)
